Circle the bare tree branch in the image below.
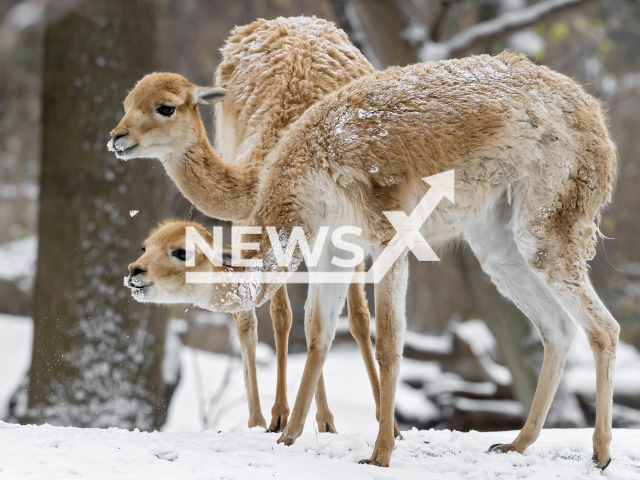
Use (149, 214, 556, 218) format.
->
(330, 0, 419, 68)
(419, 0, 599, 61)
(430, 0, 454, 42)
(329, 0, 379, 67)
(344, 1, 383, 69)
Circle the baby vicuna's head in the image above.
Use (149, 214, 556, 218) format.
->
(124, 220, 217, 305)
(108, 72, 227, 160)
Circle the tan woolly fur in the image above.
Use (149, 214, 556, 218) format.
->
(112, 17, 396, 435)
(126, 50, 618, 469)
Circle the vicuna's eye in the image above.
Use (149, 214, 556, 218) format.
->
(141, 246, 146, 253)
(156, 105, 175, 117)
(172, 249, 186, 261)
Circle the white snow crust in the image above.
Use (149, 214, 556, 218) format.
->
(1, 316, 639, 478)
(0, 423, 638, 479)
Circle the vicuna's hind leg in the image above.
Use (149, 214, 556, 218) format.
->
(268, 285, 292, 432)
(505, 192, 618, 469)
(512, 184, 619, 469)
(348, 262, 402, 438)
(465, 206, 577, 456)
(544, 273, 618, 469)
(234, 310, 267, 429)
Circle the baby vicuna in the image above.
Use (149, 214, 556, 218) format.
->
(127, 51, 618, 469)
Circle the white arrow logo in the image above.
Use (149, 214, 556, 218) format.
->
(368, 170, 454, 283)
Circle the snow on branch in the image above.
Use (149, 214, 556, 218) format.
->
(419, 0, 598, 61)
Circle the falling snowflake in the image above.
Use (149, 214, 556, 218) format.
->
(129, 210, 139, 217)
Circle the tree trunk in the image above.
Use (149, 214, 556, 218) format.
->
(27, 0, 169, 430)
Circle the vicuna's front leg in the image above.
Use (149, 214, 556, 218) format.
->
(270, 284, 337, 434)
(348, 262, 401, 438)
(234, 310, 267, 429)
(277, 273, 351, 446)
(314, 373, 337, 433)
(360, 253, 408, 467)
(268, 285, 292, 432)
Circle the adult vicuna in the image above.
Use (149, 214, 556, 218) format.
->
(126, 51, 618, 468)
(108, 17, 390, 434)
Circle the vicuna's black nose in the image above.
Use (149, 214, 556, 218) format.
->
(113, 130, 129, 141)
(128, 264, 147, 277)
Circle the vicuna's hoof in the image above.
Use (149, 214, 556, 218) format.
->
(318, 421, 337, 434)
(593, 457, 612, 471)
(488, 443, 504, 453)
(268, 414, 287, 433)
(488, 443, 519, 454)
(276, 433, 295, 446)
(358, 449, 391, 468)
(394, 425, 403, 439)
(248, 415, 267, 430)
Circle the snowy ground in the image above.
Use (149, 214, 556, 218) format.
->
(1, 314, 640, 478)
(1, 423, 639, 479)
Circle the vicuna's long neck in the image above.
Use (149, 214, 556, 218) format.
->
(161, 119, 257, 221)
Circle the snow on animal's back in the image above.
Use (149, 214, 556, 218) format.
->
(283, 51, 613, 200)
(308, 51, 600, 162)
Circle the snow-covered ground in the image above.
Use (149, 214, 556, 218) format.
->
(1, 314, 640, 478)
(1, 423, 639, 479)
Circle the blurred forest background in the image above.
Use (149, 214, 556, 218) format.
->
(0, 0, 639, 433)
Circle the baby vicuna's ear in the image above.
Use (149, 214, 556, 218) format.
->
(192, 86, 228, 105)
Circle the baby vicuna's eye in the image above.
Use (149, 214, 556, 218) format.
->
(156, 105, 175, 117)
(172, 249, 186, 261)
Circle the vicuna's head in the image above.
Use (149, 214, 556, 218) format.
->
(108, 73, 227, 159)
(125, 220, 219, 304)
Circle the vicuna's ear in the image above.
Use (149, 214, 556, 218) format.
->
(193, 87, 228, 105)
